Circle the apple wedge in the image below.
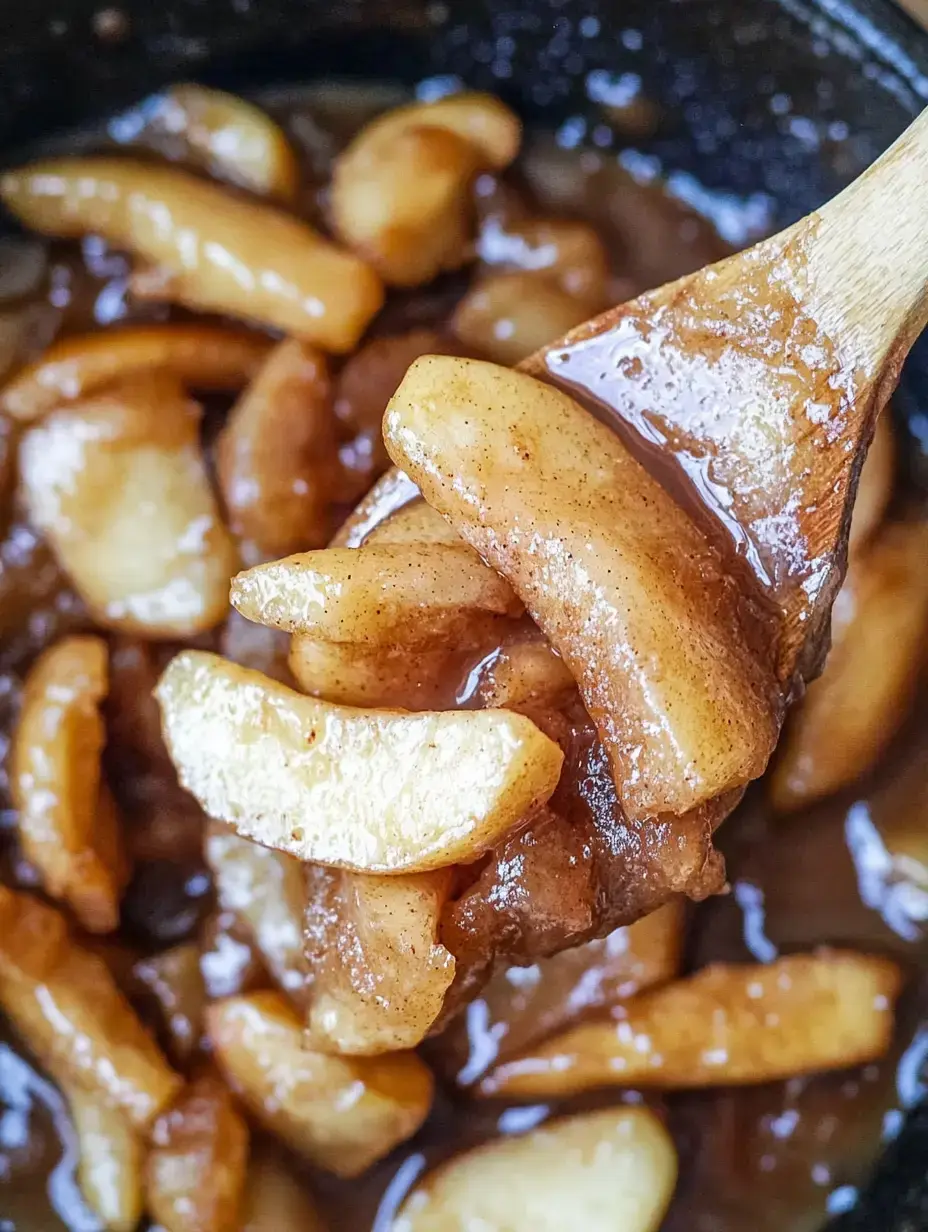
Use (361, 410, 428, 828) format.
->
(208, 991, 433, 1177)
(156, 651, 563, 873)
(384, 354, 779, 820)
(0, 887, 182, 1130)
(479, 951, 901, 1099)
(205, 823, 308, 1004)
(231, 544, 523, 646)
(771, 519, 928, 812)
(146, 1074, 249, 1232)
(304, 864, 456, 1054)
(392, 1107, 676, 1232)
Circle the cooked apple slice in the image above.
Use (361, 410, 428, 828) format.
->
(140, 83, 300, 203)
(216, 338, 338, 558)
(60, 1079, 143, 1232)
(0, 322, 272, 422)
(770, 519, 928, 811)
(0, 157, 383, 350)
(208, 990, 433, 1177)
(146, 1073, 249, 1232)
(385, 354, 779, 820)
(231, 544, 523, 646)
(304, 864, 455, 1054)
(156, 651, 563, 873)
(131, 943, 206, 1065)
(392, 1107, 676, 1232)
(479, 951, 901, 1099)
(20, 375, 238, 637)
(205, 823, 308, 1004)
(241, 1143, 328, 1232)
(289, 638, 458, 710)
(439, 900, 684, 1085)
(11, 635, 130, 933)
(0, 887, 182, 1129)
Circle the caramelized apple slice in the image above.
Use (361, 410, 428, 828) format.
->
(392, 1107, 677, 1232)
(11, 636, 130, 933)
(0, 323, 272, 422)
(0, 887, 182, 1129)
(231, 544, 523, 645)
(304, 864, 455, 1054)
(480, 952, 901, 1099)
(0, 157, 383, 349)
(385, 355, 778, 820)
(208, 991, 433, 1177)
(146, 1074, 249, 1232)
(131, 943, 206, 1065)
(771, 519, 928, 812)
(156, 652, 563, 873)
(331, 94, 520, 286)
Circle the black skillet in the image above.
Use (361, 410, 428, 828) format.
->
(0, 1, 927, 1228)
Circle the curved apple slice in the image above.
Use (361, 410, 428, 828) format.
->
(156, 651, 563, 873)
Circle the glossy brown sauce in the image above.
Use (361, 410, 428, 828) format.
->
(0, 81, 925, 1232)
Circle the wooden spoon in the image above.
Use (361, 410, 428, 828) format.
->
(522, 106, 928, 686)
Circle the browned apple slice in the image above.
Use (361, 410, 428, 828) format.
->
(205, 823, 308, 1004)
(385, 354, 779, 820)
(58, 1079, 143, 1232)
(437, 900, 684, 1085)
(216, 338, 338, 559)
(139, 83, 301, 202)
(11, 635, 130, 933)
(156, 651, 563, 873)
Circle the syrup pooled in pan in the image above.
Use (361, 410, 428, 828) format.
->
(0, 82, 924, 1232)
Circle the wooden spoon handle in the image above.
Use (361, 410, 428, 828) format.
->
(806, 106, 928, 380)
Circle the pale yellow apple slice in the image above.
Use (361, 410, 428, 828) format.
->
(392, 1106, 676, 1232)
(156, 651, 563, 873)
(384, 354, 779, 820)
(208, 991, 433, 1178)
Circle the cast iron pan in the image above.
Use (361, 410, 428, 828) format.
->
(0, 1, 927, 1228)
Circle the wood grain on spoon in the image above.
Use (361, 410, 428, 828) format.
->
(385, 106, 928, 820)
(528, 106, 928, 683)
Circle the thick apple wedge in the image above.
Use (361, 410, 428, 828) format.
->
(392, 1107, 677, 1232)
(385, 355, 779, 820)
(231, 544, 523, 646)
(156, 651, 563, 873)
(304, 864, 456, 1054)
